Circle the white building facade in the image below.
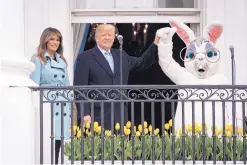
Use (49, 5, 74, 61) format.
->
(0, 0, 247, 163)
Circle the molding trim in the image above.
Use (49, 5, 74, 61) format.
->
(1, 58, 36, 86)
(71, 8, 201, 23)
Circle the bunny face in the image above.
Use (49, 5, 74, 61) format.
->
(169, 19, 223, 79)
(182, 38, 220, 78)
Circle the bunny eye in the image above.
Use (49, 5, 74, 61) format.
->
(206, 49, 218, 58)
(185, 52, 195, 59)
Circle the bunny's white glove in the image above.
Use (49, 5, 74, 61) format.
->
(156, 27, 177, 63)
(157, 27, 185, 84)
(156, 27, 177, 44)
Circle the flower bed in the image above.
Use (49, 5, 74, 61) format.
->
(65, 120, 246, 162)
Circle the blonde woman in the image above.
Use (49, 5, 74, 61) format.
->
(30, 27, 74, 164)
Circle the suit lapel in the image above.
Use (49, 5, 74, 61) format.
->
(93, 46, 113, 77)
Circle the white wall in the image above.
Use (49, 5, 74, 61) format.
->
(205, 0, 247, 85)
(24, 0, 73, 84)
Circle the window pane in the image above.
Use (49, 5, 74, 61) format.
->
(158, 0, 194, 8)
(116, 0, 153, 8)
(83, 0, 153, 8)
(74, 0, 195, 9)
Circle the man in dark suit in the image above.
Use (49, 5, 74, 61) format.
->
(74, 24, 159, 130)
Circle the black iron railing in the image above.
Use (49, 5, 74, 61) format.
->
(31, 85, 247, 164)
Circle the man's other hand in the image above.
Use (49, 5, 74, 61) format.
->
(84, 115, 91, 123)
(154, 34, 160, 45)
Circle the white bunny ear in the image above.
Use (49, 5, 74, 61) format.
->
(203, 22, 223, 44)
(169, 18, 195, 46)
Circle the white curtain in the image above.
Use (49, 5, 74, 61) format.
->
(73, 0, 88, 61)
(73, 23, 87, 60)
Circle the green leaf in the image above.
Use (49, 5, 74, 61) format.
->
(216, 149, 223, 161)
(206, 147, 212, 160)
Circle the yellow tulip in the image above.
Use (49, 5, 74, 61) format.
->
(144, 121, 148, 128)
(179, 129, 182, 137)
(85, 122, 90, 129)
(169, 119, 172, 127)
(144, 128, 149, 135)
(136, 131, 141, 137)
(124, 128, 131, 136)
(238, 128, 243, 135)
(215, 128, 222, 135)
(126, 121, 131, 128)
(105, 130, 112, 137)
(226, 124, 232, 132)
(94, 122, 99, 129)
(164, 123, 169, 130)
(215, 129, 221, 136)
(85, 129, 89, 135)
(115, 123, 120, 131)
(226, 131, 231, 137)
(154, 128, 159, 135)
(198, 125, 202, 132)
(96, 126, 102, 133)
(187, 124, 192, 132)
(195, 125, 201, 133)
(73, 126, 78, 135)
(77, 130, 81, 138)
(148, 125, 152, 132)
(138, 125, 142, 133)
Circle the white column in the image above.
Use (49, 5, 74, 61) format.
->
(0, 0, 36, 164)
(204, 0, 247, 129)
(204, 0, 247, 85)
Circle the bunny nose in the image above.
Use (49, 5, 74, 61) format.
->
(197, 57, 204, 61)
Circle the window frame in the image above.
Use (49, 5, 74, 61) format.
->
(70, 0, 204, 55)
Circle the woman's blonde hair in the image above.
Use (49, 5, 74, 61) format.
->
(36, 27, 67, 64)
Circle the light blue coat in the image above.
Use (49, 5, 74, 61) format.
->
(30, 52, 71, 140)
